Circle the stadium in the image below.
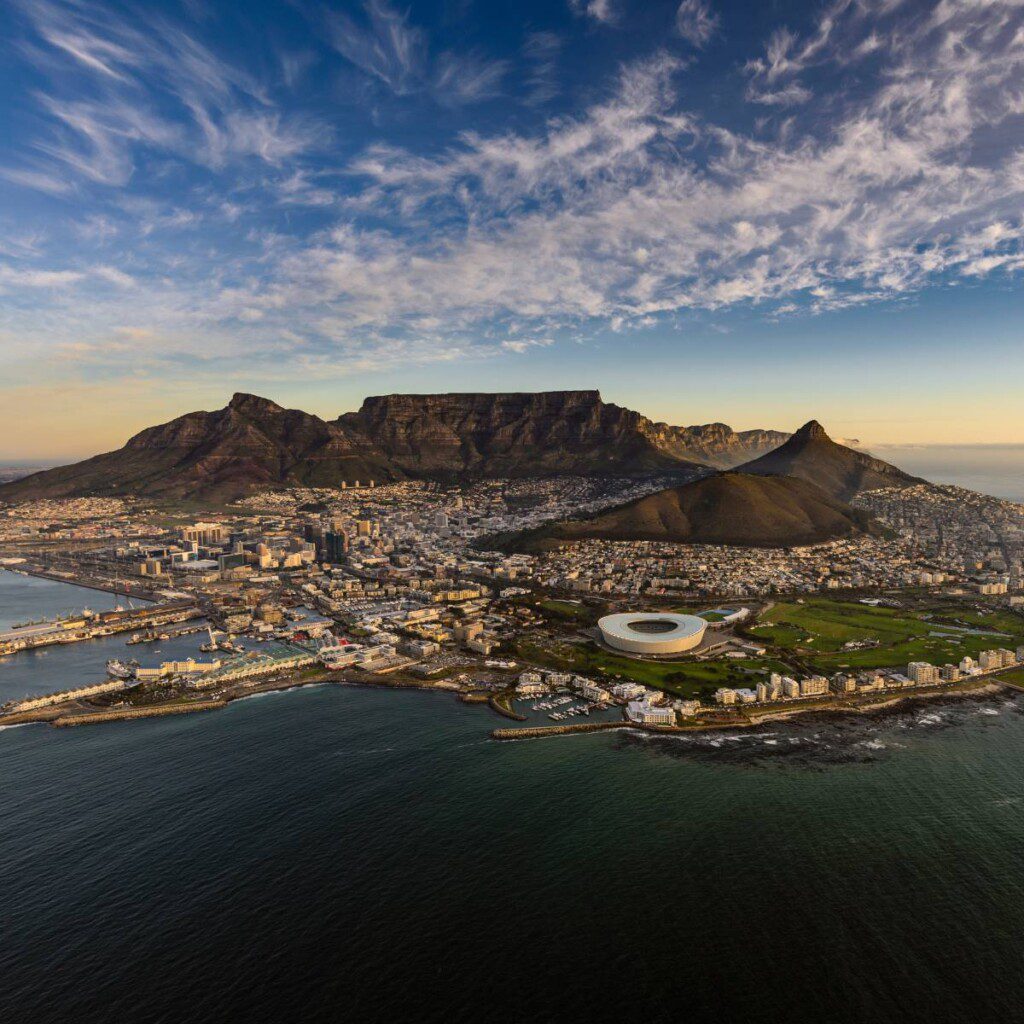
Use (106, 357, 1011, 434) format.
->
(598, 613, 707, 656)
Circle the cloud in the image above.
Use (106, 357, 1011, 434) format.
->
(6, 0, 324, 191)
(326, 0, 506, 105)
(502, 337, 555, 353)
(4, 0, 1024, 390)
(0, 164, 75, 196)
(746, 82, 812, 106)
(433, 50, 508, 106)
(569, 0, 617, 26)
(326, 0, 428, 96)
(523, 31, 561, 105)
(675, 0, 719, 48)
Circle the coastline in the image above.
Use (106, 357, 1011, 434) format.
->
(491, 678, 1016, 740)
(1, 649, 1021, 738)
(0, 564, 166, 602)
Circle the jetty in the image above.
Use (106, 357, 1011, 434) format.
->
(53, 701, 227, 727)
(492, 721, 628, 740)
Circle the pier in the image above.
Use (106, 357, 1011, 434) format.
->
(53, 701, 227, 727)
(491, 721, 629, 740)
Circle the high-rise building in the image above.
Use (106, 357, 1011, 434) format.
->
(908, 662, 939, 684)
(324, 531, 349, 563)
(181, 522, 225, 546)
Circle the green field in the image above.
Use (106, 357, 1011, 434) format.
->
(749, 598, 1024, 672)
(515, 638, 789, 700)
(998, 669, 1024, 689)
(537, 599, 595, 623)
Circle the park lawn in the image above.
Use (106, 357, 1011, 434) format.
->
(749, 623, 810, 648)
(938, 608, 1024, 634)
(514, 638, 788, 700)
(998, 669, 1024, 688)
(809, 630, 1023, 672)
(759, 599, 929, 652)
(747, 597, 1024, 674)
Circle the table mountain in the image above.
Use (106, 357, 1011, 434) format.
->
(340, 391, 791, 475)
(0, 390, 798, 503)
(339, 390, 716, 478)
(493, 472, 882, 552)
(736, 420, 924, 500)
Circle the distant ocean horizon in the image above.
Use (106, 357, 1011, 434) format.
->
(866, 444, 1024, 503)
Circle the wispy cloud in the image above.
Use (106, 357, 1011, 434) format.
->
(568, 0, 617, 26)
(7, 0, 324, 191)
(326, 0, 506, 105)
(675, 0, 719, 48)
(4, 0, 1024, 395)
(523, 31, 561, 105)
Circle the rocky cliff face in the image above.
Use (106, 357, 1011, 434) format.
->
(338, 390, 705, 477)
(639, 420, 791, 468)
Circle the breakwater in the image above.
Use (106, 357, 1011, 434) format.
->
(492, 721, 627, 740)
(488, 695, 527, 721)
(53, 701, 227, 727)
(12, 565, 163, 601)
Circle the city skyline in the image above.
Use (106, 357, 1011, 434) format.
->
(3, 0, 1024, 457)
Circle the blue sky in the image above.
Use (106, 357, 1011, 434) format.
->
(2, 0, 1024, 458)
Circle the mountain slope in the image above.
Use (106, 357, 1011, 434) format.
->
(0, 391, 809, 503)
(493, 472, 882, 552)
(0, 394, 401, 503)
(737, 421, 924, 499)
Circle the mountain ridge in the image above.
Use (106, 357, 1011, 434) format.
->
(737, 419, 925, 499)
(0, 393, 872, 504)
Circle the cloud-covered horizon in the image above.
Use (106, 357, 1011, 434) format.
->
(3, 0, 1024, 388)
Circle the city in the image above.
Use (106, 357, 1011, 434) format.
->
(4, 0, 1024, 1020)
(3, 471, 1024, 734)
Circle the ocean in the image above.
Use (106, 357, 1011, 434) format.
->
(4, 681, 1024, 1024)
(866, 444, 1024, 503)
(4, 541, 1024, 1021)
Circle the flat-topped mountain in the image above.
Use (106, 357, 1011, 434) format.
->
(343, 392, 789, 474)
(339, 390, 709, 478)
(493, 472, 882, 552)
(0, 390, 796, 503)
(737, 420, 924, 500)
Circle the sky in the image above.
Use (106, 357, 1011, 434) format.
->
(2, 0, 1024, 460)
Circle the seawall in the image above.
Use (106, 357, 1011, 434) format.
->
(492, 721, 628, 740)
(53, 701, 227, 727)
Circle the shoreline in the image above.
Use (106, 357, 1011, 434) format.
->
(491, 678, 1015, 740)
(0, 667, 472, 730)
(0, 565, 163, 602)
(1, 664, 1020, 737)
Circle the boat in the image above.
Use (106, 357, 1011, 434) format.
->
(106, 659, 136, 681)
